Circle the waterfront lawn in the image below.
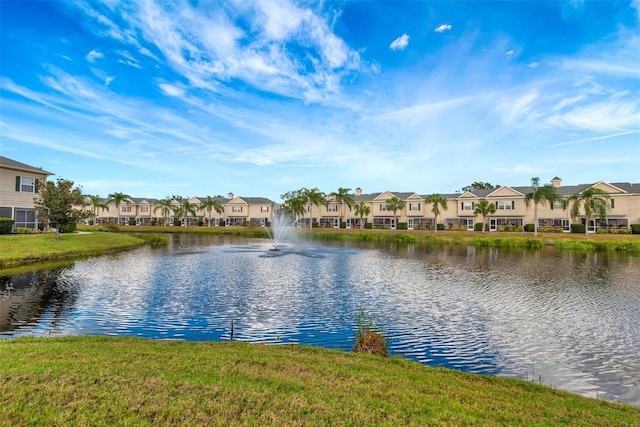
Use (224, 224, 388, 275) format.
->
(0, 232, 145, 268)
(1, 336, 638, 426)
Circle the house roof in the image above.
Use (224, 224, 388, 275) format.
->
(0, 156, 54, 176)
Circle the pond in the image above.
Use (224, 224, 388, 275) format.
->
(1, 234, 639, 406)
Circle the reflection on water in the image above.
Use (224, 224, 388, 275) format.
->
(1, 234, 639, 406)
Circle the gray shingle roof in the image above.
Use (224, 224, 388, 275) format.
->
(0, 156, 54, 175)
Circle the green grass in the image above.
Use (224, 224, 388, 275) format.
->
(0, 232, 145, 268)
(0, 336, 637, 426)
(468, 236, 545, 249)
(553, 238, 640, 252)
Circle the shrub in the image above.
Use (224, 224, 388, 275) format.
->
(610, 228, 631, 234)
(0, 217, 15, 234)
(437, 223, 445, 231)
(88, 220, 94, 226)
(103, 222, 120, 232)
(340, 221, 346, 229)
(128, 219, 136, 226)
(151, 219, 157, 226)
(352, 309, 388, 357)
(312, 222, 319, 228)
(364, 223, 373, 229)
(173, 219, 182, 226)
(571, 223, 586, 234)
(524, 223, 535, 232)
(59, 223, 76, 233)
(219, 219, 225, 227)
(631, 224, 640, 234)
(474, 223, 485, 232)
(16, 227, 32, 234)
(397, 222, 408, 230)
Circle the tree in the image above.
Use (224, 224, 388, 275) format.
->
(385, 196, 405, 230)
(424, 194, 448, 233)
(34, 178, 88, 240)
(329, 187, 354, 229)
(354, 201, 371, 230)
(175, 198, 198, 227)
(281, 191, 307, 225)
(107, 192, 132, 225)
(302, 187, 327, 230)
(153, 197, 174, 226)
(473, 199, 496, 233)
(524, 177, 561, 237)
(86, 195, 109, 226)
(568, 187, 611, 235)
(461, 182, 496, 192)
(200, 196, 224, 227)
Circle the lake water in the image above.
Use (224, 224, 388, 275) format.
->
(1, 234, 639, 406)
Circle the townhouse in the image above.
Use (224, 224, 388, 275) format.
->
(2, 156, 638, 233)
(0, 156, 53, 231)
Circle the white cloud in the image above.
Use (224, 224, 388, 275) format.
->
(527, 62, 539, 68)
(389, 33, 409, 51)
(434, 24, 452, 33)
(506, 49, 515, 56)
(85, 49, 104, 63)
(158, 83, 186, 97)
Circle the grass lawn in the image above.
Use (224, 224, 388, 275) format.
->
(0, 232, 145, 268)
(1, 336, 638, 426)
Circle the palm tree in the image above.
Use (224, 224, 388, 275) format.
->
(385, 196, 405, 230)
(302, 187, 327, 230)
(473, 199, 496, 233)
(175, 198, 198, 227)
(329, 187, 354, 230)
(525, 177, 561, 236)
(282, 194, 307, 225)
(87, 194, 108, 226)
(424, 194, 448, 233)
(568, 187, 611, 235)
(107, 192, 132, 225)
(354, 201, 371, 230)
(200, 196, 224, 227)
(153, 197, 174, 226)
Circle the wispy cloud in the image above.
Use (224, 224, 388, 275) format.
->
(434, 24, 452, 33)
(85, 49, 104, 63)
(389, 33, 410, 50)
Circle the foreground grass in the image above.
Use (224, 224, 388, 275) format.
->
(0, 337, 637, 426)
(0, 233, 145, 268)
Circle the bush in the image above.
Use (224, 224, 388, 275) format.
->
(340, 222, 346, 229)
(364, 223, 373, 229)
(88, 220, 94, 226)
(631, 224, 640, 234)
(437, 223, 445, 231)
(59, 223, 76, 233)
(571, 223, 586, 234)
(397, 222, 408, 230)
(151, 219, 157, 226)
(197, 220, 204, 227)
(128, 219, 136, 226)
(524, 223, 535, 232)
(610, 228, 632, 234)
(103, 222, 120, 232)
(219, 219, 225, 227)
(173, 219, 182, 226)
(474, 222, 485, 232)
(16, 227, 32, 234)
(0, 217, 15, 234)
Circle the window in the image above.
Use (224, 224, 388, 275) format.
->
(260, 206, 269, 213)
(16, 176, 36, 193)
(611, 199, 615, 209)
(409, 202, 421, 211)
(496, 200, 514, 210)
(141, 206, 149, 213)
(461, 201, 474, 211)
(122, 206, 132, 213)
(552, 200, 564, 210)
(232, 206, 243, 213)
(326, 204, 338, 212)
(379, 204, 389, 212)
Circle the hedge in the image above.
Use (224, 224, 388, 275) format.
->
(0, 217, 15, 234)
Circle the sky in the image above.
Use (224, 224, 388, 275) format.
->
(1, 0, 639, 202)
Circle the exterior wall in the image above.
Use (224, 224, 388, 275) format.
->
(0, 160, 52, 229)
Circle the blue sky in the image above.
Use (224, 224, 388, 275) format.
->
(1, 0, 639, 201)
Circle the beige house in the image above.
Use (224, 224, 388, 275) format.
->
(0, 156, 53, 230)
(310, 179, 640, 233)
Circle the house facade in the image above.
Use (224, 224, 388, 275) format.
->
(0, 156, 53, 230)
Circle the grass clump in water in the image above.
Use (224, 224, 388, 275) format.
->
(554, 239, 640, 252)
(468, 236, 544, 249)
(353, 309, 388, 357)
